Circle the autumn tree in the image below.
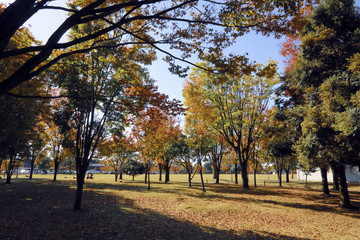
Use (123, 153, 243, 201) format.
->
(53, 17, 168, 209)
(185, 121, 213, 192)
(208, 138, 227, 184)
(123, 159, 145, 181)
(173, 135, 198, 187)
(285, 0, 360, 208)
(154, 117, 181, 182)
(183, 63, 228, 185)
(98, 134, 135, 182)
(27, 133, 46, 179)
(0, 22, 47, 184)
(0, 0, 315, 97)
(185, 61, 279, 189)
(131, 104, 182, 190)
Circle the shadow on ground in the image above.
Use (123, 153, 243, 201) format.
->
(0, 179, 310, 240)
(84, 178, 360, 219)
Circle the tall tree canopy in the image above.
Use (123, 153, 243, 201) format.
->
(285, 0, 360, 208)
(0, 0, 315, 96)
(184, 61, 279, 189)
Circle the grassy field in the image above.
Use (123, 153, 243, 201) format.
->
(1, 173, 360, 240)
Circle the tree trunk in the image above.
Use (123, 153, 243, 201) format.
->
(278, 169, 282, 187)
(6, 171, 12, 184)
(234, 163, 238, 184)
(115, 172, 118, 182)
(213, 163, 217, 179)
(213, 163, 220, 184)
(53, 161, 59, 181)
(254, 169, 257, 187)
(74, 170, 86, 211)
(5, 159, 13, 184)
(147, 166, 150, 190)
(29, 157, 35, 180)
(285, 168, 290, 183)
(119, 173, 123, 180)
(240, 161, 249, 189)
(320, 167, 330, 196)
(132, 174, 135, 181)
(159, 164, 162, 181)
(164, 163, 170, 183)
(144, 167, 147, 184)
(188, 172, 192, 187)
(336, 164, 352, 209)
(5, 153, 16, 184)
(199, 162, 206, 192)
(330, 163, 340, 190)
(291, 169, 294, 179)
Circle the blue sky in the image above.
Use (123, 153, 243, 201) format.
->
(2, 0, 360, 103)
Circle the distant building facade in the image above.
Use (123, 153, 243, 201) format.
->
(297, 165, 360, 183)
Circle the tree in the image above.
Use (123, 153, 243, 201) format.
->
(123, 159, 145, 181)
(185, 126, 212, 192)
(173, 135, 198, 187)
(98, 134, 135, 182)
(42, 117, 70, 181)
(27, 135, 46, 179)
(208, 139, 227, 184)
(37, 157, 51, 171)
(286, 0, 360, 208)
(264, 107, 298, 187)
(298, 162, 316, 184)
(131, 106, 182, 190)
(0, 18, 47, 183)
(0, 0, 315, 96)
(185, 61, 279, 189)
(54, 22, 167, 209)
(153, 116, 181, 182)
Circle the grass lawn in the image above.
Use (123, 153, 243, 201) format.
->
(1, 173, 360, 240)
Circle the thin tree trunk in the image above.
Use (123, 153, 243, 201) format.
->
(164, 163, 170, 183)
(147, 166, 150, 190)
(336, 164, 352, 209)
(213, 163, 217, 179)
(115, 172, 118, 182)
(144, 165, 147, 184)
(320, 167, 330, 196)
(188, 172, 192, 187)
(119, 173, 123, 180)
(234, 163, 238, 184)
(53, 161, 59, 181)
(132, 174, 135, 181)
(6, 153, 16, 184)
(199, 162, 206, 192)
(291, 169, 294, 179)
(159, 164, 162, 181)
(330, 163, 339, 190)
(5, 161, 13, 184)
(278, 169, 282, 187)
(285, 168, 290, 183)
(254, 169, 257, 187)
(29, 157, 35, 180)
(74, 170, 86, 211)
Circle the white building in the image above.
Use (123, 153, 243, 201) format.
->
(297, 165, 360, 183)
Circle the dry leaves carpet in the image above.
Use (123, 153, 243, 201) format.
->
(0, 174, 359, 240)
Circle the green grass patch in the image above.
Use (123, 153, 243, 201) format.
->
(1, 173, 359, 239)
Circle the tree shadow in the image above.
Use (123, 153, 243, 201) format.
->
(203, 184, 360, 219)
(76, 179, 360, 223)
(0, 180, 310, 240)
